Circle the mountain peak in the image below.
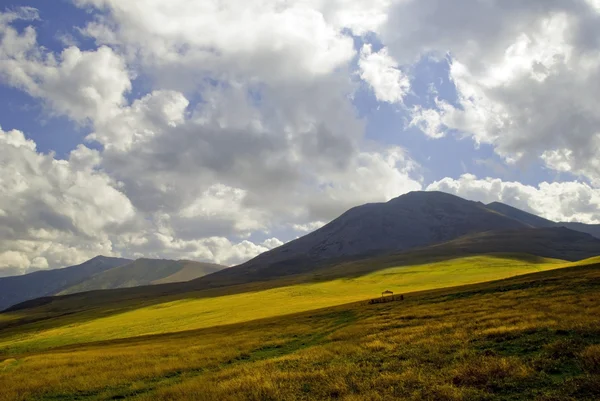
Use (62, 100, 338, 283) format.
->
(388, 190, 465, 203)
(198, 191, 530, 287)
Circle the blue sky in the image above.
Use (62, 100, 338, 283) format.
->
(1, 0, 599, 274)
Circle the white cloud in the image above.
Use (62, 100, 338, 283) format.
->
(428, 174, 600, 224)
(262, 238, 284, 249)
(76, 0, 356, 88)
(0, 126, 293, 271)
(8, 1, 600, 276)
(0, 16, 131, 124)
(377, 1, 600, 184)
(0, 4, 426, 274)
(292, 221, 326, 233)
(0, 127, 135, 273)
(358, 44, 410, 104)
(409, 105, 446, 139)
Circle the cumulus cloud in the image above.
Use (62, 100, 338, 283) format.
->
(292, 221, 327, 233)
(358, 44, 410, 104)
(0, 3, 424, 274)
(0, 126, 289, 271)
(409, 105, 446, 139)
(377, 0, 600, 184)
(4, 0, 600, 275)
(428, 174, 600, 224)
(0, 14, 131, 123)
(76, 0, 357, 88)
(0, 127, 135, 273)
(262, 238, 284, 249)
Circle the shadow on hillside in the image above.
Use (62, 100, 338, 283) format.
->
(3, 261, 600, 358)
(0, 244, 571, 345)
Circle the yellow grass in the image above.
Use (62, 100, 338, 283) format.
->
(0, 263, 599, 400)
(0, 254, 566, 354)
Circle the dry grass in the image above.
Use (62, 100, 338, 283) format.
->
(0, 254, 566, 355)
(580, 345, 600, 374)
(0, 263, 599, 400)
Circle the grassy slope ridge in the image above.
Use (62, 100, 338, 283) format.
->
(152, 261, 223, 284)
(59, 259, 224, 295)
(0, 253, 575, 355)
(0, 262, 599, 400)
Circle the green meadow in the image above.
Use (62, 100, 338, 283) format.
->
(0, 254, 599, 400)
(0, 254, 567, 355)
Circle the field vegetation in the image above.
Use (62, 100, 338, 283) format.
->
(1, 255, 599, 400)
(0, 254, 568, 355)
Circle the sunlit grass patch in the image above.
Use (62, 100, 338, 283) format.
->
(0, 254, 569, 355)
(0, 259, 599, 400)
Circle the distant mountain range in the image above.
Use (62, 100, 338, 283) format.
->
(0, 257, 224, 311)
(3, 190, 600, 312)
(58, 259, 223, 295)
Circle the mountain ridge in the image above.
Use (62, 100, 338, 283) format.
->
(184, 191, 531, 286)
(0, 256, 132, 311)
(4, 191, 600, 312)
(59, 259, 224, 295)
(0, 257, 225, 311)
(486, 201, 600, 239)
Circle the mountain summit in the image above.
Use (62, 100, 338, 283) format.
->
(191, 191, 531, 286)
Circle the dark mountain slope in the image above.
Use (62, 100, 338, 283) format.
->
(485, 202, 556, 228)
(0, 256, 131, 311)
(180, 191, 530, 288)
(560, 222, 600, 240)
(59, 259, 224, 295)
(486, 201, 600, 239)
(420, 226, 600, 262)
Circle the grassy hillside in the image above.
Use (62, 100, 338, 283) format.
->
(151, 261, 222, 284)
(59, 259, 224, 295)
(0, 254, 571, 355)
(1, 261, 599, 400)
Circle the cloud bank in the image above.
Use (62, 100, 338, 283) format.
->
(1, 0, 600, 274)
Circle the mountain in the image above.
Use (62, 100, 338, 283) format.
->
(6, 191, 600, 314)
(485, 202, 556, 228)
(0, 256, 131, 311)
(7, 225, 600, 319)
(419, 226, 600, 261)
(0, 256, 225, 311)
(558, 222, 600, 240)
(58, 259, 224, 295)
(486, 201, 600, 239)
(179, 191, 531, 288)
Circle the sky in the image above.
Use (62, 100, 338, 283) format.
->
(2, 0, 600, 276)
